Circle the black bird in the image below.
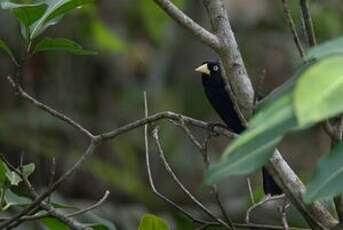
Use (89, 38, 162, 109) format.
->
(195, 61, 282, 196)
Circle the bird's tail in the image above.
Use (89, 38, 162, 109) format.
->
(262, 167, 283, 195)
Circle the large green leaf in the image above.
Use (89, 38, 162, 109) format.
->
(0, 2, 47, 27)
(305, 143, 343, 203)
(30, 0, 92, 39)
(138, 214, 170, 230)
(207, 93, 298, 184)
(294, 56, 343, 128)
(304, 37, 343, 61)
(33, 37, 97, 55)
(0, 39, 18, 65)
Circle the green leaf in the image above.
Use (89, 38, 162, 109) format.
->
(207, 93, 298, 184)
(42, 217, 69, 230)
(304, 143, 343, 203)
(294, 56, 343, 128)
(0, 39, 18, 65)
(30, 0, 92, 39)
(33, 37, 97, 55)
(138, 214, 170, 230)
(0, 2, 47, 27)
(5, 163, 35, 186)
(305, 37, 343, 61)
(4, 189, 31, 209)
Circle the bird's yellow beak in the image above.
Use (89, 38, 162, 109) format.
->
(195, 64, 210, 75)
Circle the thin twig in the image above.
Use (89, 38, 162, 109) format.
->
(98, 111, 235, 141)
(143, 92, 212, 226)
(0, 142, 97, 230)
(246, 178, 255, 205)
(246, 194, 286, 224)
(177, 122, 235, 228)
(67, 190, 110, 217)
(152, 127, 231, 229)
(279, 199, 290, 230)
(280, 0, 305, 57)
(7, 76, 95, 139)
(299, 0, 316, 47)
(48, 157, 56, 204)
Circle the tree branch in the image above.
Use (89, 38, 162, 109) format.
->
(280, 0, 305, 57)
(299, 0, 316, 47)
(6, 76, 95, 139)
(266, 151, 338, 229)
(153, 0, 221, 50)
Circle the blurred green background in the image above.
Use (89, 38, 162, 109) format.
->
(0, 0, 342, 229)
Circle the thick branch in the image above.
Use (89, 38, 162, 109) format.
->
(153, 0, 221, 50)
(202, 0, 255, 119)
(266, 151, 338, 229)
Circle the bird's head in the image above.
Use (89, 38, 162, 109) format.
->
(195, 61, 224, 87)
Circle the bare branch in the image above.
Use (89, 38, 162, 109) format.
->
(246, 178, 255, 205)
(153, 0, 221, 50)
(0, 142, 97, 230)
(279, 200, 290, 230)
(280, 0, 305, 57)
(98, 111, 235, 141)
(152, 127, 231, 229)
(7, 76, 95, 139)
(143, 93, 213, 226)
(266, 151, 338, 229)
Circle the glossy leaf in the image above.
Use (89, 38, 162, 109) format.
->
(305, 143, 343, 203)
(207, 93, 298, 184)
(0, 2, 47, 27)
(304, 37, 343, 61)
(30, 0, 92, 39)
(0, 39, 18, 65)
(294, 56, 343, 128)
(33, 37, 97, 55)
(138, 214, 170, 230)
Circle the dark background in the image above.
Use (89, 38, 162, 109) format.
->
(0, 0, 342, 229)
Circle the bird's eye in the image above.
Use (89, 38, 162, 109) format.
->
(213, 65, 219, 71)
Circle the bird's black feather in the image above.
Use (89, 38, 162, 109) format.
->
(199, 61, 282, 195)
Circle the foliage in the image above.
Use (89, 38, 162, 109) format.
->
(0, 0, 95, 57)
(207, 36, 343, 202)
(138, 214, 170, 230)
